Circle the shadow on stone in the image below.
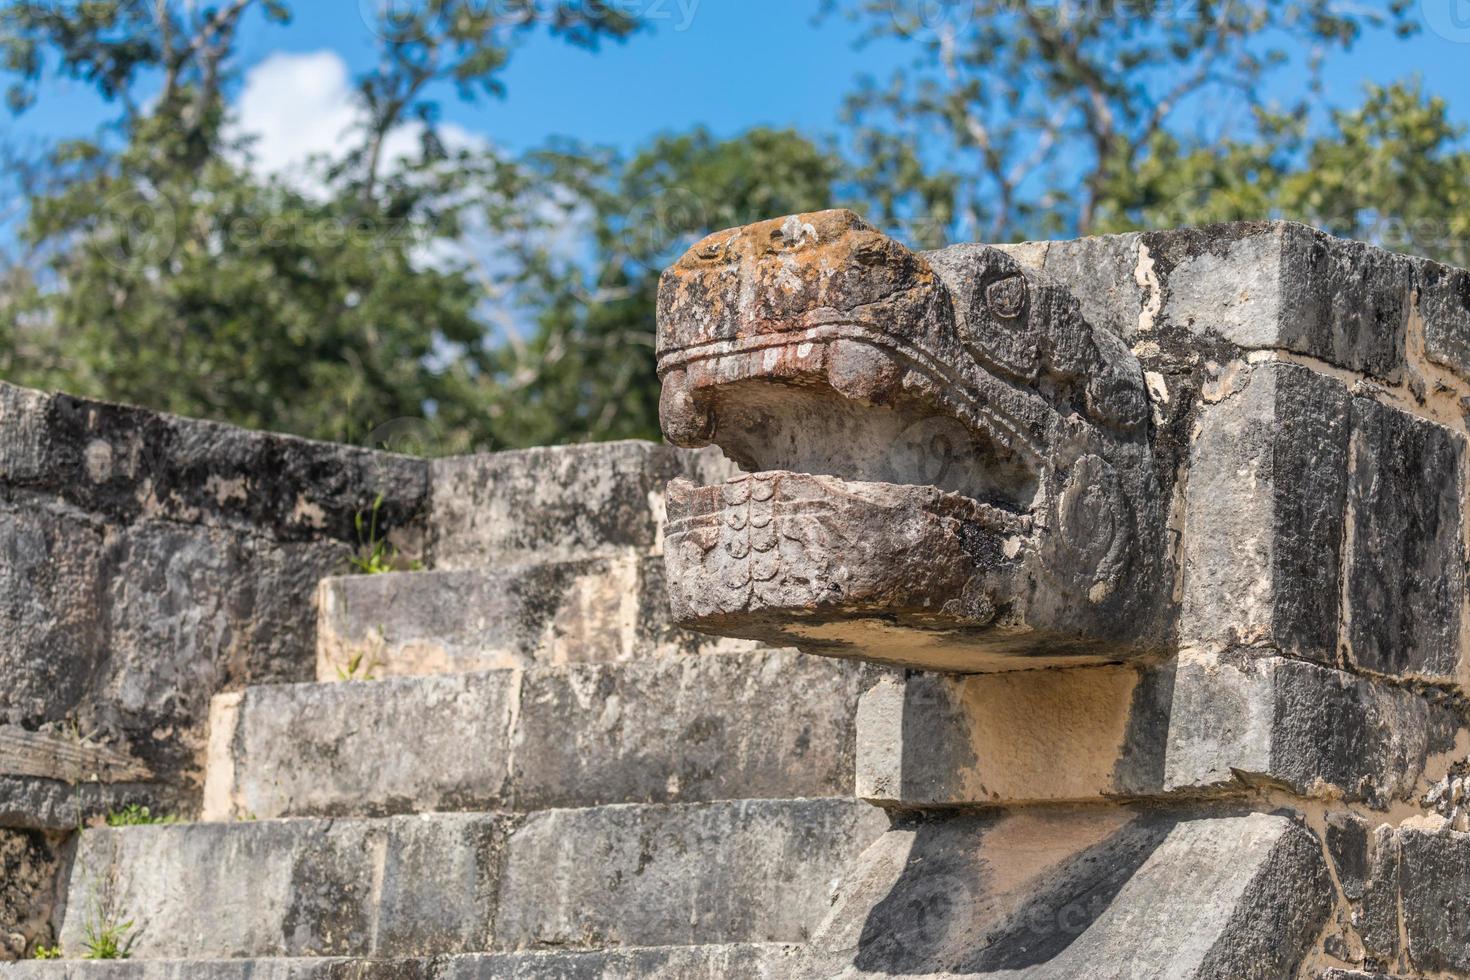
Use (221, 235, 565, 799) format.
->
(853, 812, 1177, 975)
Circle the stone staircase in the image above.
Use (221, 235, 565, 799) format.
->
(5, 441, 885, 978)
(14, 216, 1470, 978)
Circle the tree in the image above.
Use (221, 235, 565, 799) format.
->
(829, 0, 1419, 244)
(1097, 80, 1470, 268)
(472, 127, 847, 447)
(0, 0, 644, 451)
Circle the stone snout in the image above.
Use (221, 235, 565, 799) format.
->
(656, 209, 1171, 672)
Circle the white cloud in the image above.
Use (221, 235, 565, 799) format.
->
(231, 50, 481, 193)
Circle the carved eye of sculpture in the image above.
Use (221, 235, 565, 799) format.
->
(985, 275, 1028, 320)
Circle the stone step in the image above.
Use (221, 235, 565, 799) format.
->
(315, 557, 755, 681)
(428, 442, 731, 570)
(203, 649, 872, 822)
(54, 801, 887, 961)
(806, 808, 1334, 978)
(4, 943, 799, 978)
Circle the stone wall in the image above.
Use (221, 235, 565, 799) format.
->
(0, 382, 430, 832)
(0, 381, 727, 958)
(0, 382, 430, 955)
(652, 213, 1470, 977)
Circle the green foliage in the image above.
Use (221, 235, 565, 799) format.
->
(480, 127, 844, 447)
(2, 0, 1467, 453)
(80, 894, 134, 960)
(31, 944, 62, 960)
(0, 0, 649, 452)
(105, 804, 177, 827)
(1098, 80, 1470, 267)
(349, 494, 422, 574)
(830, 0, 1421, 242)
(336, 647, 379, 682)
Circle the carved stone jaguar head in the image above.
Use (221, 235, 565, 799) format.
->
(657, 209, 1171, 671)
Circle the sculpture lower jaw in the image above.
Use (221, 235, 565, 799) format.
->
(664, 470, 1132, 672)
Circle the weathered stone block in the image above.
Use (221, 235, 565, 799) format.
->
(1, 828, 65, 961)
(1180, 362, 1352, 662)
(0, 383, 429, 544)
(506, 651, 868, 812)
(0, 505, 106, 731)
(810, 809, 1331, 978)
(1002, 222, 1414, 377)
(204, 649, 867, 821)
(1347, 823, 1470, 974)
(857, 653, 1459, 809)
(1164, 653, 1458, 805)
(3, 945, 801, 978)
(58, 815, 506, 959)
(494, 799, 887, 950)
(428, 442, 730, 570)
(1419, 259, 1470, 382)
(1139, 222, 1410, 377)
(315, 556, 750, 681)
(1345, 398, 1465, 680)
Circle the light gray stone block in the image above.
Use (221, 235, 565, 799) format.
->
(1345, 397, 1466, 680)
(857, 652, 1460, 809)
(494, 799, 888, 950)
(1002, 222, 1414, 377)
(505, 651, 868, 813)
(204, 649, 868, 821)
(433, 944, 800, 979)
(58, 815, 505, 959)
(315, 556, 750, 681)
(1180, 362, 1351, 662)
(428, 441, 731, 570)
(1164, 653, 1458, 806)
(810, 809, 1331, 978)
(56, 801, 884, 960)
(3, 945, 801, 979)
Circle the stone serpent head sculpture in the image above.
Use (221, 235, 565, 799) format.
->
(657, 209, 1172, 672)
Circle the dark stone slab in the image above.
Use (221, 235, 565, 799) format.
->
(0, 382, 429, 544)
(1420, 260, 1470, 382)
(1346, 398, 1465, 679)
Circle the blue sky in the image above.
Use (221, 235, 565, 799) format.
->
(7, 0, 1469, 161)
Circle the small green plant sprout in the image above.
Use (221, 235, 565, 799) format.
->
(32, 944, 63, 959)
(336, 648, 376, 682)
(349, 494, 424, 575)
(80, 888, 136, 960)
(336, 625, 385, 681)
(105, 805, 177, 827)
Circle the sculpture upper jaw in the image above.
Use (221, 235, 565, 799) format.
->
(655, 209, 1169, 672)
